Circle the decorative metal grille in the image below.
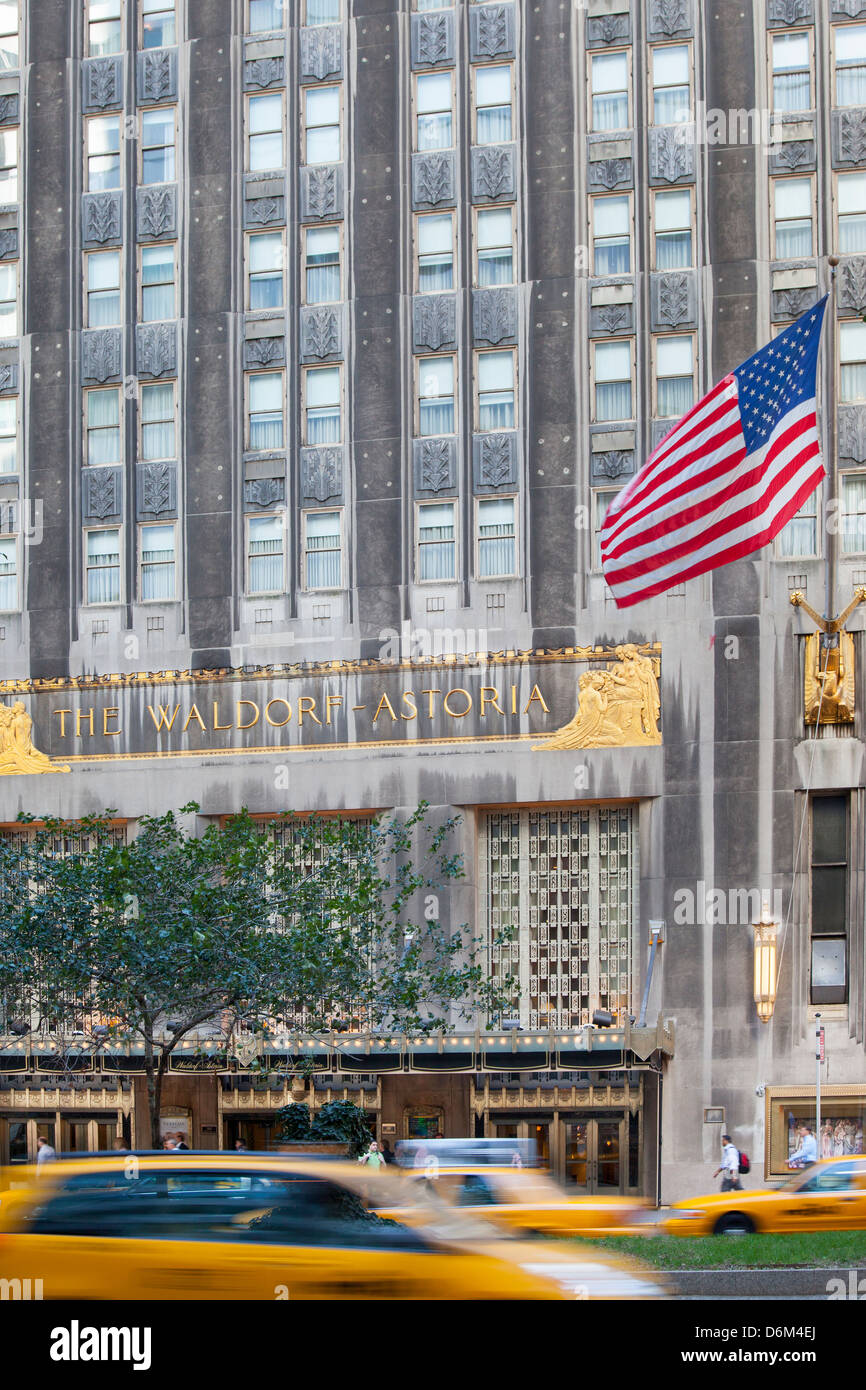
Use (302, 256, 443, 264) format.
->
(482, 806, 636, 1028)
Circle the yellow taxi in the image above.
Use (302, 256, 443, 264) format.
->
(664, 1155, 866, 1236)
(0, 1152, 669, 1299)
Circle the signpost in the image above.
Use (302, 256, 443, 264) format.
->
(816, 1013, 823, 1155)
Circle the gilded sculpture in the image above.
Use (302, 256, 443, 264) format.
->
(790, 588, 866, 726)
(534, 644, 662, 750)
(0, 700, 70, 775)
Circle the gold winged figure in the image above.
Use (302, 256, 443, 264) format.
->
(534, 643, 662, 750)
(0, 700, 70, 774)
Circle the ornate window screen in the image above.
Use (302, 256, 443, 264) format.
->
(481, 805, 636, 1028)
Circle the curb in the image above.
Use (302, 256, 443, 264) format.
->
(670, 1266, 866, 1299)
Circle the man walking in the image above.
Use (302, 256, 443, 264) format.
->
(713, 1133, 742, 1192)
(35, 1135, 56, 1172)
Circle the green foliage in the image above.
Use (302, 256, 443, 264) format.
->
(275, 1102, 312, 1142)
(308, 1100, 373, 1158)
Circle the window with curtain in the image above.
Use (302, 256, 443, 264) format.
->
(477, 351, 515, 431)
(140, 382, 175, 460)
(0, 532, 15, 608)
(594, 489, 617, 567)
(142, 0, 175, 48)
(304, 366, 341, 444)
(591, 51, 629, 131)
(417, 502, 456, 581)
(304, 225, 340, 302)
(778, 494, 817, 557)
(843, 474, 866, 553)
(0, 393, 16, 472)
(417, 213, 453, 292)
(653, 188, 692, 268)
(305, 86, 340, 164)
(0, 2, 16, 71)
(476, 207, 513, 285)
(773, 177, 812, 258)
(86, 388, 121, 466)
(810, 796, 849, 1005)
(248, 372, 284, 450)
(305, 510, 342, 589)
(841, 321, 866, 402)
(475, 65, 512, 144)
(0, 126, 15, 203)
(249, 0, 284, 31)
(0, 260, 15, 336)
(87, 250, 121, 327)
(249, 93, 283, 171)
(248, 232, 283, 310)
(88, 0, 121, 56)
(772, 32, 811, 112)
(85, 529, 121, 605)
(592, 195, 630, 275)
(248, 514, 284, 594)
(594, 340, 632, 421)
(415, 0, 449, 8)
(87, 115, 120, 191)
(651, 44, 690, 124)
(305, 0, 340, 21)
(477, 497, 515, 577)
(838, 172, 866, 254)
(140, 523, 175, 601)
(656, 335, 694, 418)
(141, 243, 175, 320)
(141, 107, 175, 184)
(836, 24, 866, 107)
(416, 72, 453, 151)
(418, 356, 455, 435)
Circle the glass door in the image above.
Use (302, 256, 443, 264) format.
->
(562, 1117, 625, 1192)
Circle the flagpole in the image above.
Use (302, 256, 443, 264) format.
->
(826, 256, 839, 625)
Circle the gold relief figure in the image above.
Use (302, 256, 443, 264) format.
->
(804, 632, 855, 725)
(0, 701, 70, 775)
(534, 647, 662, 751)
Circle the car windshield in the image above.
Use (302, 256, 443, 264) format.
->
(783, 1160, 866, 1194)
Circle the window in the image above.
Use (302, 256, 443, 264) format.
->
(590, 51, 629, 132)
(477, 351, 515, 431)
(247, 232, 284, 310)
(592, 195, 631, 275)
(842, 475, 866, 554)
(0, 259, 15, 336)
(140, 381, 175, 460)
(415, 72, 453, 151)
(474, 65, 512, 144)
(85, 528, 121, 604)
(0, 126, 15, 204)
(141, 107, 175, 184)
(840, 321, 866, 403)
(139, 523, 175, 601)
(416, 213, 453, 293)
(248, 93, 284, 172)
(304, 510, 342, 589)
(773, 177, 812, 258)
(305, 0, 340, 21)
(593, 340, 632, 422)
(247, 514, 284, 594)
(415, 0, 448, 8)
(835, 24, 866, 107)
(249, 0, 284, 30)
(140, 243, 175, 321)
(85, 388, 122, 466)
(838, 172, 866, 255)
(650, 44, 690, 124)
(778, 494, 818, 558)
(771, 31, 811, 113)
(810, 796, 848, 1005)
(417, 356, 455, 436)
(417, 501, 456, 582)
(655, 335, 694, 418)
(248, 372, 284, 450)
(86, 250, 121, 327)
(653, 188, 692, 269)
(594, 489, 617, 567)
(475, 207, 513, 286)
(304, 366, 341, 444)
(0, 1, 16, 69)
(0, 393, 15, 472)
(304, 86, 340, 164)
(0, 532, 15, 608)
(86, 115, 120, 191)
(141, 0, 175, 48)
(87, 0, 121, 56)
(303, 225, 340, 303)
(477, 496, 515, 577)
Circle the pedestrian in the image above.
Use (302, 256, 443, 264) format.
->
(162, 1135, 177, 1151)
(234, 1138, 248, 1152)
(112, 1137, 128, 1152)
(712, 1133, 742, 1192)
(787, 1124, 818, 1170)
(174, 1131, 190, 1151)
(380, 1139, 395, 1165)
(35, 1136, 56, 1172)
(357, 1139, 385, 1169)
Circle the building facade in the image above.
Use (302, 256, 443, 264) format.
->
(1, 0, 866, 1200)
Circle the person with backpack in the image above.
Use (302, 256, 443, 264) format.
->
(713, 1133, 743, 1191)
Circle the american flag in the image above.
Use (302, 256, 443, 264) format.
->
(600, 297, 828, 609)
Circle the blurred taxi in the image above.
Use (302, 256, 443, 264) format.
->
(664, 1155, 866, 1236)
(0, 1152, 669, 1299)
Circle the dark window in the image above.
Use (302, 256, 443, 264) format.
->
(810, 795, 849, 1005)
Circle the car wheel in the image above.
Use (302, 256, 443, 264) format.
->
(713, 1212, 755, 1236)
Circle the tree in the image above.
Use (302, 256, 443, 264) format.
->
(0, 803, 511, 1147)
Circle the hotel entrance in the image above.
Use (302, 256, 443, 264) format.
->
(491, 1110, 639, 1194)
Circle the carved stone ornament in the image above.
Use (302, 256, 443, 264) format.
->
(473, 287, 516, 344)
(0, 227, 17, 259)
(471, 145, 515, 201)
(590, 13, 629, 43)
(767, 0, 811, 20)
(245, 195, 285, 226)
(303, 165, 339, 220)
(597, 303, 630, 334)
(0, 94, 18, 126)
(413, 152, 456, 208)
(649, 0, 690, 35)
(534, 645, 661, 749)
(244, 477, 285, 508)
(136, 323, 176, 378)
(138, 462, 176, 516)
(840, 257, 866, 314)
(414, 295, 456, 351)
(657, 273, 690, 326)
(649, 127, 694, 182)
(589, 157, 632, 190)
(0, 701, 69, 776)
(419, 438, 454, 493)
(478, 433, 516, 488)
(832, 0, 866, 15)
(471, 6, 513, 60)
(415, 12, 451, 65)
(839, 408, 866, 464)
(84, 57, 120, 109)
(139, 48, 176, 104)
(84, 467, 121, 521)
(773, 286, 814, 319)
(137, 185, 177, 240)
(301, 448, 343, 503)
(0, 362, 16, 393)
(81, 329, 122, 383)
(83, 191, 122, 245)
(838, 109, 866, 165)
(594, 450, 632, 480)
(244, 335, 285, 368)
(301, 307, 341, 359)
(245, 56, 284, 89)
(772, 140, 813, 170)
(300, 25, 342, 81)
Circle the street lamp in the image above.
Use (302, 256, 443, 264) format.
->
(752, 899, 779, 1024)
